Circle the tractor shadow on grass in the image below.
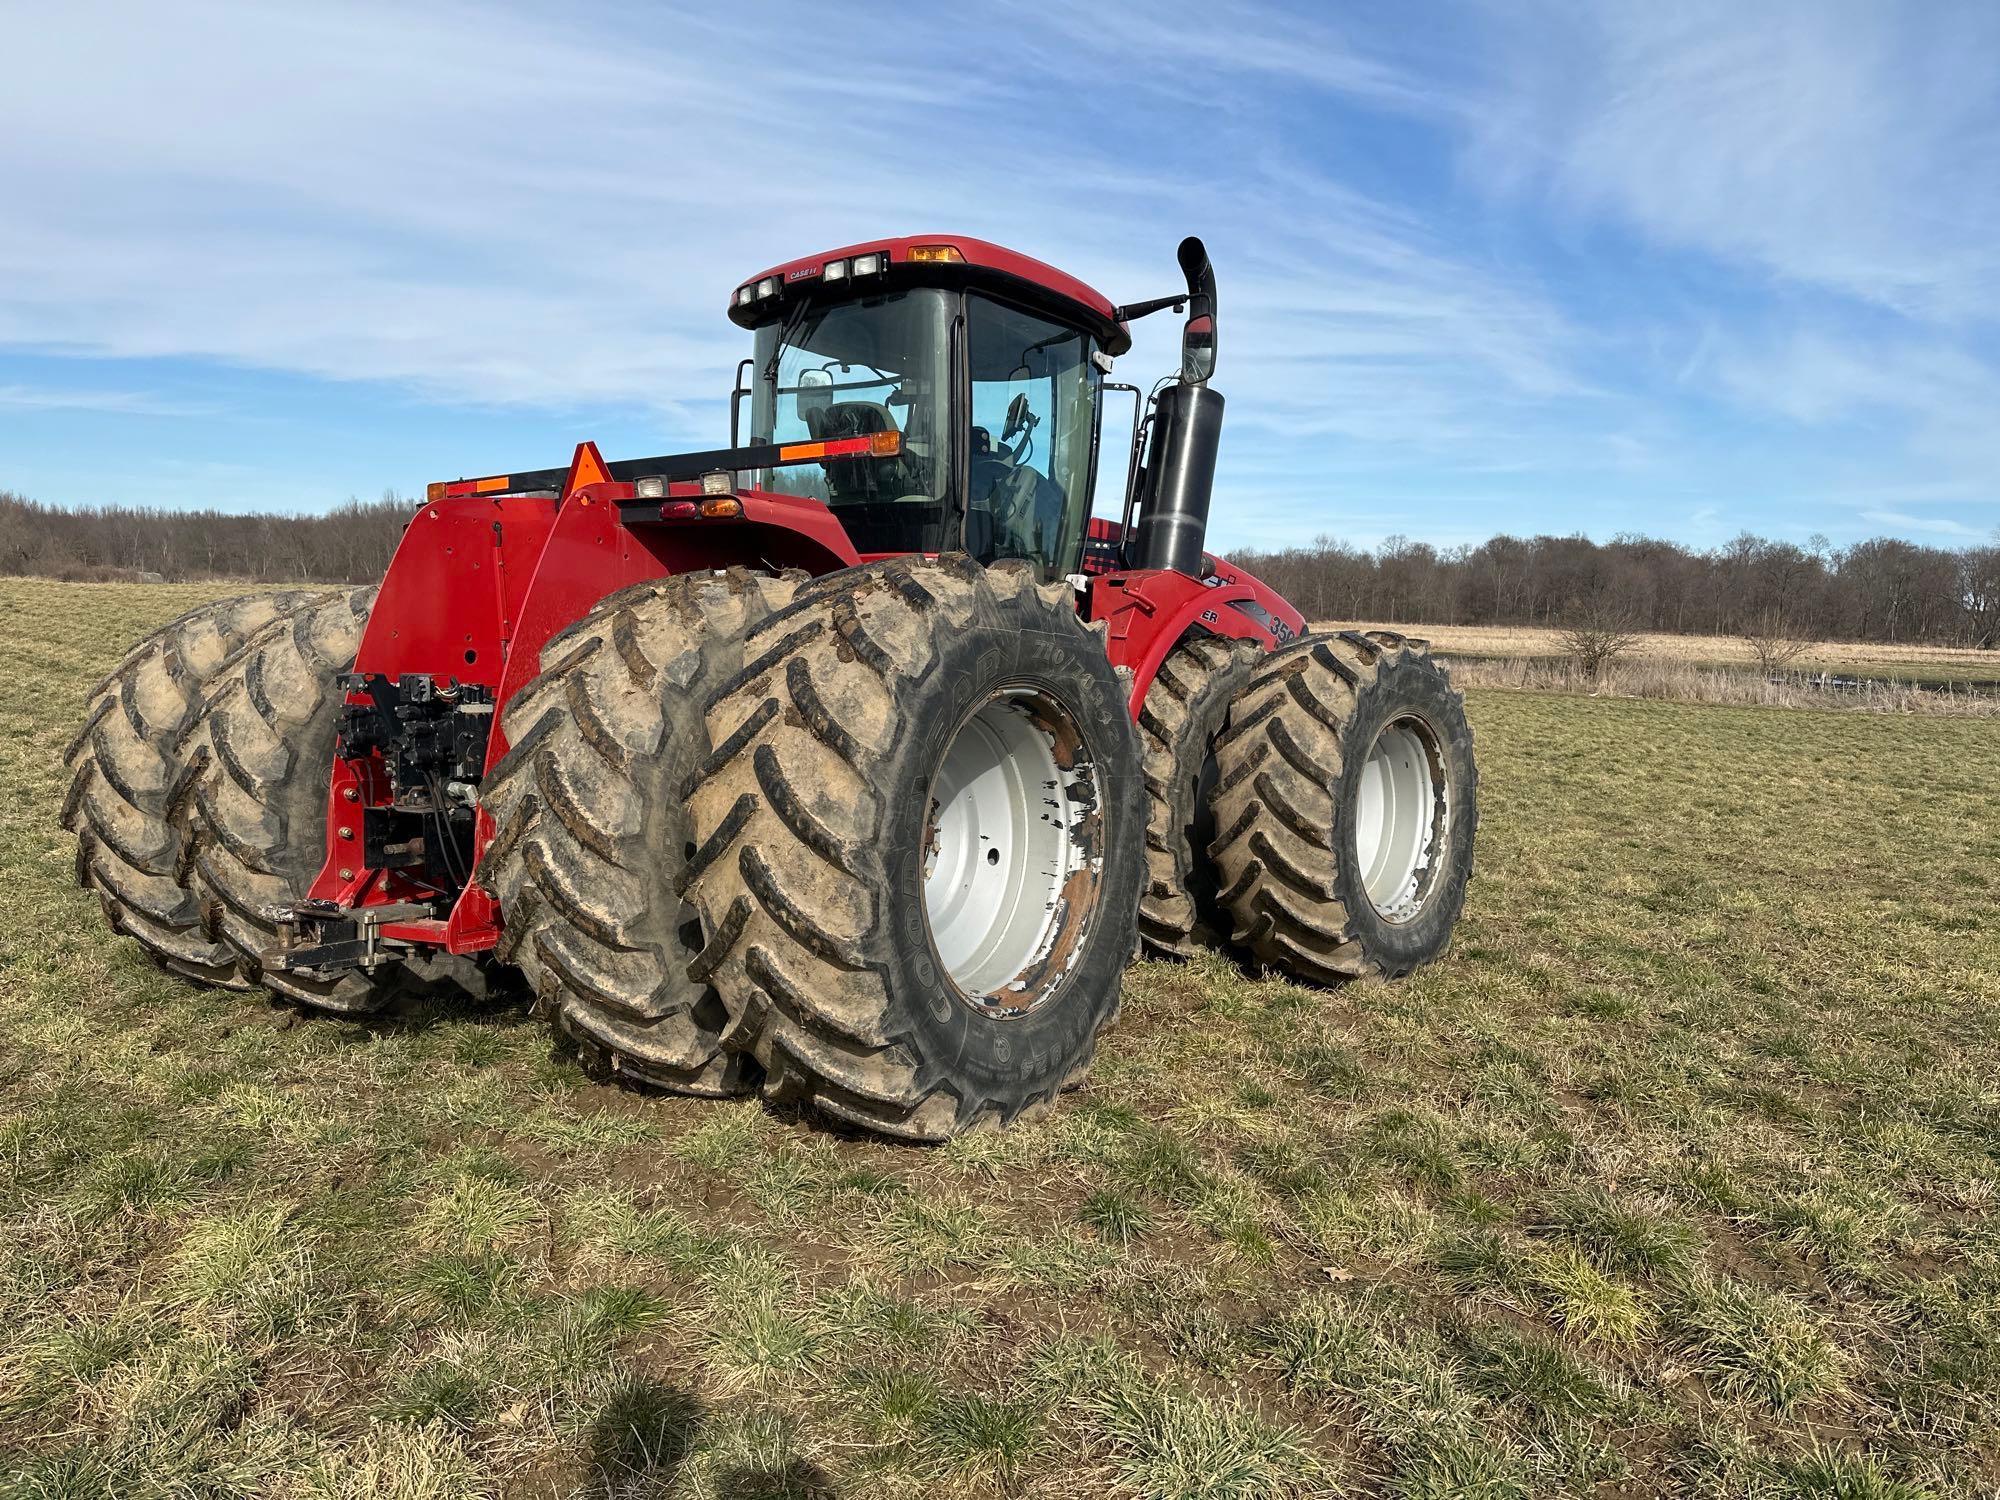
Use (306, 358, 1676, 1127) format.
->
(585, 1377, 838, 1499)
(251, 958, 538, 1038)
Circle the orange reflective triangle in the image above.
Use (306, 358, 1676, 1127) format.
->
(561, 441, 612, 501)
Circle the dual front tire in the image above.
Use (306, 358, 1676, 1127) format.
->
(683, 557, 1145, 1138)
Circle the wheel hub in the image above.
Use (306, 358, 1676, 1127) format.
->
(1354, 717, 1446, 922)
(922, 688, 1089, 1011)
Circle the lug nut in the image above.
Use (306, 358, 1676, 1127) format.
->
(343, 787, 359, 802)
(338, 867, 353, 880)
(338, 826, 354, 840)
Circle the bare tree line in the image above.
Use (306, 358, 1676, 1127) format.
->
(1234, 530, 2000, 649)
(0, 490, 410, 584)
(4, 488, 1998, 649)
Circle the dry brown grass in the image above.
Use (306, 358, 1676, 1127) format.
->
(1448, 654, 2000, 717)
(1331, 621, 2000, 683)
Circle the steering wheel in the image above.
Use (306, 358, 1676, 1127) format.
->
(1001, 393, 1039, 466)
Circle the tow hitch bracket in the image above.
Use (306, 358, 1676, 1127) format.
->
(263, 899, 435, 975)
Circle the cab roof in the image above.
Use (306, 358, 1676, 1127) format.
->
(729, 235, 1131, 356)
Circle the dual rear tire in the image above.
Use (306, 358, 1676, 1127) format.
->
(1208, 631, 1478, 980)
(64, 588, 342, 990)
(66, 584, 477, 1014)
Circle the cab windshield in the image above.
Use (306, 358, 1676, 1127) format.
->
(749, 288, 953, 554)
(746, 285, 1099, 572)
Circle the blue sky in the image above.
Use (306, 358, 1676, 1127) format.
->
(0, 0, 1994, 554)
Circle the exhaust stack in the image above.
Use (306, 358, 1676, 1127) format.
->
(1132, 237, 1223, 576)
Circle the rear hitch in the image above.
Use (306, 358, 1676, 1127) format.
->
(263, 898, 434, 977)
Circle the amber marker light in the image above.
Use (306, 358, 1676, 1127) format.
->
(427, 476, 512, 502)
(775, 431, 902, 463)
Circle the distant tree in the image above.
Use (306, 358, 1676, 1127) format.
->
(1743, 607, 1816, 676)
(0, 489, 410, 583)
(1961, 543, 2000, 650)
(1556, 595, 1641, 681)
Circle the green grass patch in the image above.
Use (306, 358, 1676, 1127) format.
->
(1, 578, 1996, 1494)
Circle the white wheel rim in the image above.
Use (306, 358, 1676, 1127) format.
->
(922, 689, 1086, 1009)
(1354, 718, 1444, 923)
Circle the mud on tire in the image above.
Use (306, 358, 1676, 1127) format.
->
(1208, 631, 1476, 982)
(175, 587, 387, 1012)
(63, 589, 332, 986)
(1136, 633, 1260, 958)
(477, 568, 803, 1096)
(684, 556, 1147, 1140)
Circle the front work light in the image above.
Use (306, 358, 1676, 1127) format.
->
(850, 253, 884, 276)
(756, 277, 779, 299)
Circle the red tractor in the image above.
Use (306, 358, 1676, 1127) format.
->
(66, 235, 1477, 1139)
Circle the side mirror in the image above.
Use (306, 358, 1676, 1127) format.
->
(796, 367, 832, 434)
(1181, 314, 1216, 384)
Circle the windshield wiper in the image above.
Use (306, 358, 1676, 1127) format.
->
(762, 297, 815, 389)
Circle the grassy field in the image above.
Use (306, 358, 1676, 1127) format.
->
(3, 576, 1999, 1499)
(1333, 622, 2000, 687)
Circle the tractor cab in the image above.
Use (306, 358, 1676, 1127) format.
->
(727, 238, 1131, 577)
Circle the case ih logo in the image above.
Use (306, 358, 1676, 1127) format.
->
(786, 267, 819, 281)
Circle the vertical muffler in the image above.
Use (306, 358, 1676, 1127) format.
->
(1133, 236, 1223, 576)
(1132, 384, 1224, 576)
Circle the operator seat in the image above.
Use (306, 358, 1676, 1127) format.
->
(807, 401, 911, 505)
(968, 426, 1067, 567)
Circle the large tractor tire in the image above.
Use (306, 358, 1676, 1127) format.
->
(1208, 631, 1476, 983)
(1136, 633, 1260, 958)
(684, 556, 1146, 1140)
(175, 587, 390, 1013)
(478, 568, 804, 1096)
(63, 589, 331, 986)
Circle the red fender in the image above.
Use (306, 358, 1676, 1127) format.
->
(1088, 558, 1307, 714)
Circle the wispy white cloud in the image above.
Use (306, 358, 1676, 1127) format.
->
(1691, 324, 2000, 486)
(1460, 0, 2000, 322)
(0, 0, 1993, 550)
(0, 1, 1578, 451)
(1860, 509, 1984, 539)
(0, 384, 214, 416)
